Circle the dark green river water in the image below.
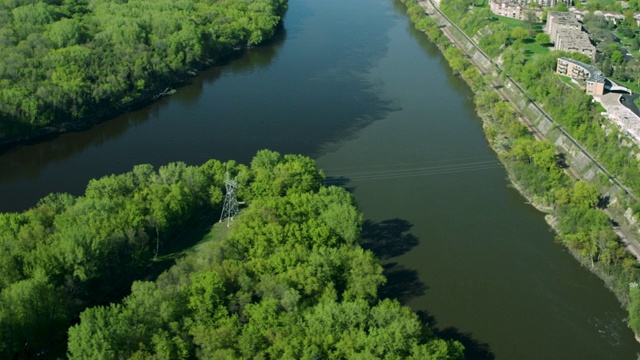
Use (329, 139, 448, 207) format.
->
(1, 0, 639, 358)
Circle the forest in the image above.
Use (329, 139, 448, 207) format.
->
(0, 0, 287, 141)
(0, 150, 464, 359)
(398, 0, 640, 337)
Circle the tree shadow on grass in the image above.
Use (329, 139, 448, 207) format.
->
(360, 218, 419, 260)
(100, 208, 221, 303)
(417, 310, 496, 360)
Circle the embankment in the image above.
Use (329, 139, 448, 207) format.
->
(400, 0, 640, 310)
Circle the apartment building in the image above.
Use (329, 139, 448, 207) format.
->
(546, 11, 596, 60)
(556, 57, 605, 95)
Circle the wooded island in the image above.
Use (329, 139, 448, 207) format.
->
(0, 151, 464, 359)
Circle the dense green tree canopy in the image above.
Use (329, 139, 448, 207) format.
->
(0, 150, 463, 358)
(65, 151, 463, 359)
(65, 151, 464, 359)
(0, 0, 288, 139)
(0, 156, 237, 357)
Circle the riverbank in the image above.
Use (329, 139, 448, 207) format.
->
(0, 44, 268, 154)
(399, 0, 640, 336)
(0, 0, 288, 153)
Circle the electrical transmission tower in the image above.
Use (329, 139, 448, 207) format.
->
(219, 170, 239, 227)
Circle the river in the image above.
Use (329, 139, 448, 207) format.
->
(1, 0, 639, 358)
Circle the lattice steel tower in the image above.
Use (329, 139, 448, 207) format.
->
(219, 171, 239, 227)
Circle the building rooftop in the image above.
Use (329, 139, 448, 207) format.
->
(558, 57, 604, 83)
(547, 11, 579, 24)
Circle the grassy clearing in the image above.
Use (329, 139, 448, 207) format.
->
(493, 16, 549, 58)
(613, 79, 640, 107)
(574, 0, 617, 10)
(594, 100, 607, 113)
(472, 0, 488, 7)
(613, 30, 640, 57)
(617, 79, 640, 93)
(138, 210, 234, 287)
(494, 14, 526, 29)
(197, 219, 232, 248)
(149, 209, 232, 278)
(615, 31, 633, 45)
(523, 40, 551, 57)
(558, 74, 579, 87)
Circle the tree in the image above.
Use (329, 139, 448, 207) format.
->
(140, 183, 189, 258)
(445, 45, 469, 73)
(524, 11, 538, 27)
(570, 181, 599, 209)
(0, 270, 68, 358)
(0, 0, 289, 139)
(629, 283, 640, 335)
(511, 26, 529, 43)
(67, 305, 123, 360)
(623, 10, 637, 28)
(535, 32, 550, 45)
(602, 58, 613, 77)
(611, 49, 625, 64)
(66, 151, 465, 358)
(248, 150, 324, 198)
(47, 18, 84, 48)
(554, 2, 569, 12)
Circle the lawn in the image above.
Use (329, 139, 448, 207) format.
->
(492, 15, 550, 58)
(616, 79, 640, 108)
(153, 209, 232, 264)
(494, 14, 526, 29)
(575, 0, 617, 10)
(559, 74, 579, 87)
(523, 40, 551, 58)
(616, 79, 640, 94)
(594, 100, 607, 113)
(613, 29, 640, 57)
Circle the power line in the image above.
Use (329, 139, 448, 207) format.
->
(323, 159, 502, 183)
(321, 155, 497, 172)
(219, 170, 239, 227)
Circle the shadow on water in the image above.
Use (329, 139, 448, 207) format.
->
(379, 262, 428, 304)
(360, 215, 495, 359)
(192, 23, 289, 99)
(416, 310, 496, 360)
(361, 218, 419, 260)
(323, 176, 355, 194)
(0, 26, 290, 185)
(361, 218, 424, 303)
(0, 0, 400, 213)
(0, 107, 156, 184)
